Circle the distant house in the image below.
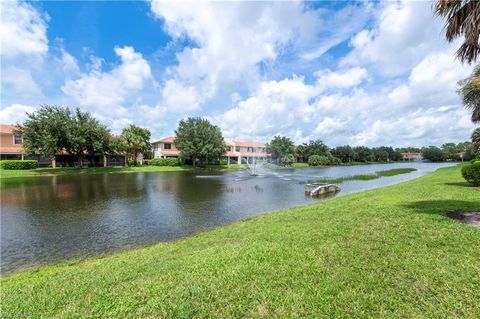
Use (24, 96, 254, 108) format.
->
(401, 152, 423, 161)
(0, 124, 51, 166)
(152, 137, 271, 164)
(0, 124, 24, 160)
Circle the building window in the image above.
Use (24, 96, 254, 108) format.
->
(164, 143, 172, 150)
(14, 135, 23, 145)
(226, 146, 232, 151)
(235, 147, 240, 152)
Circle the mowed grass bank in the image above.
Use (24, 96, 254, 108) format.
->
(1, 166, 479, 318)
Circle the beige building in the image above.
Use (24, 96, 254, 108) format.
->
(152, 137, 270, 164)
(0, 124, 25, 160)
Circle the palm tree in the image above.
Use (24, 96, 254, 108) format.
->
(434, 0, 480, 64)
(120, 125, 151, 165)
(294, 144, 307, 163)
(459, 64, 480, 123)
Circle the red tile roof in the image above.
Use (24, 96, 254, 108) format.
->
(233, 141, 266, 148)
(152, 136, 175, 144)
(0, 124, 18, 134)
(0, 146, 23, 153)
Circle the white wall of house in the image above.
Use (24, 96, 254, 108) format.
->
(152, 140, 269, 160)
(152, 141, 179, 158)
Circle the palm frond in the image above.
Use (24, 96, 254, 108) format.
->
(435, 0, 480, 64)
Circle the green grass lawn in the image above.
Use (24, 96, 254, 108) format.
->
(0, 164, 247, 179)
(292, 162, 310, 168)
(1, 166, 479, 318)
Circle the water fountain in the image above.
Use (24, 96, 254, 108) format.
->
(246, 155, 260, 176)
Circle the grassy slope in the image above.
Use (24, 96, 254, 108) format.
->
(1, 166, 479, 318)
(0, 164, 246, 179)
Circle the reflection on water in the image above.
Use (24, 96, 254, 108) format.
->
(1, 162, 453, 273)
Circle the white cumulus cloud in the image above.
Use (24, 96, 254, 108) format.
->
(341, 0, 454, 76)
(0, 0, 49, 101)
(0, 104, 37, 124)
(62, 46, 152, 121)
(150, 0, 321, 111)
(0, 0, 49, 59)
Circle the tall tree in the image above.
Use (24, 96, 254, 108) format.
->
(353, 146, 374, 162)
(441, 142, 461, 161)
(457, 141, 474, 161)
(435, 0, 480, 64)
(120, 125, 151, 165)
(304, 139, 329, 159)
(267, 136, 294, 165)
(294, 144, 307, 163)
(18, 106, 111, 167)
(17, 105, 72, 166)
(107, 135, 128, 166)
(66, 109, 111, 167)
(383, 146, 402, 161)
(332, 145, 355, 163)
(174, 117, 225, 167)
(372, 147, 390, 162)
(458, 64, 480, 123)
(422, 146, 445, 162)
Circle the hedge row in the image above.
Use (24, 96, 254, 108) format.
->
(461, 161, 480, 186)
(0, 160, 38, 170)
(145, 158, 180, 166)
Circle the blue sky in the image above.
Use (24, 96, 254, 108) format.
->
(0, 0, 477, 146)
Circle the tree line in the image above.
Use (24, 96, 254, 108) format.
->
(267, 131, 480, 166)
(17, 105, 151, 167)
(16, 106, 480, 168)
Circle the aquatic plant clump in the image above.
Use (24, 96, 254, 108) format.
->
(317, 168, 417, 183)
(316, 174, 378, 184)
(376, 168, 417, 177)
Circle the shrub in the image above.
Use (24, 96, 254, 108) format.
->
(279, 154, 295, 166)
(308, 155, 324, 166)
(219, 159, 228, 166)
(329, 156, 341, 165)
(0, 160, 38, 170)
(146, 158, 180, 166)
(461, 162, 480, 186)
(308, 154, 341, 166)
(127, 160, 138, 167)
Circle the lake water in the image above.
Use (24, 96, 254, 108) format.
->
(1, 162, 453, 274)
